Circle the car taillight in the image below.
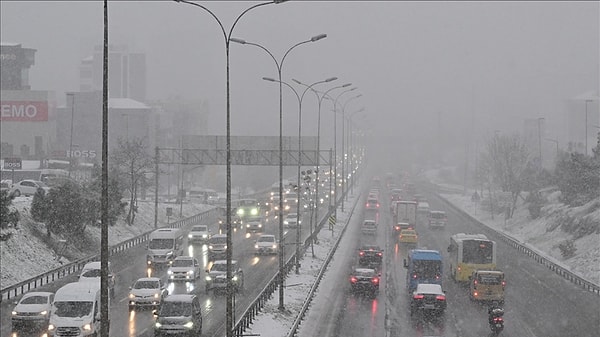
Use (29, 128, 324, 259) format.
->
(350, 276, 357, 283)
(473, 280, 478, 285)
(413, 294, 424, 299)
(372, 277, 379, 284)
(359, 251, 364, 256)
(502, 280, 506, 287)
(412, 274, 417, 279)
(493, 317, 503, 323)
(436, 295, 446, 301)
(377, 252, 382, 256)
(473, 291, 478, 297)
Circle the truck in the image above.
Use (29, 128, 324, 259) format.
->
(47, 281, 108, 337)
(146, 228, 184, 267)
(403, 249, 443, 293)
(394, 200, 418, 228)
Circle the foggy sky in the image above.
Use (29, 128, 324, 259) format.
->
(1, 1, 598, 163)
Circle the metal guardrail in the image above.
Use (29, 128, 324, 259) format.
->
(424, 181, 600, 296)
(0, 207, 220, 302)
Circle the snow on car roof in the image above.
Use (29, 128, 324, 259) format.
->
(415, 283, 443, 294)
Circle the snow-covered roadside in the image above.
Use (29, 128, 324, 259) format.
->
(0, 197, 212, 289)
(243, 195, 358, 337)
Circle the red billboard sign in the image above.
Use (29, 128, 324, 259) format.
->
(0, 101, 49, 121)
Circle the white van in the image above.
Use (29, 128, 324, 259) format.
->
(147, 228, 184, 266)
(47, 282, 107, 337)
(78, 261, 115, 298)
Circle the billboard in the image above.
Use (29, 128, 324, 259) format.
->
(0, 101, 49, 121)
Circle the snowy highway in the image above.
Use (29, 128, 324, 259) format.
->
(302, 183, 599, 337)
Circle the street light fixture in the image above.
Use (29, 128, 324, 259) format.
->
(341, 94, 362, 206)
(232, 34, 326, 311)
(293, 79, 351, 256)
(263, 76, 336, 275)
(172, 1, 286, 335)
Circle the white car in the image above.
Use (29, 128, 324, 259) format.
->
(11, 291, 54, 332)
(167, 256, 201, 281)
(283, 213, 301, 228)
(79, 261, 115, 298)
(128, 277, 167, 311)
(188, 224, 211, 243)
(9, 179, 50, 197)
(254, 234, 278, 255)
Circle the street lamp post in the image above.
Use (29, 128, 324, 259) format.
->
(172, 1, 286, 335)
(545, 138, 559, 160)
(341, 94, 362, 207)
(263, 77, 337, 275)
(294, 80, 352, 256)
(232, 34, 326, 310)
(330, 87, 356, 215)
(66, 93, 75, 178)
(537, 117, 545, 168)
(347, 108, 364, 195)
(585, 99, 593, 155)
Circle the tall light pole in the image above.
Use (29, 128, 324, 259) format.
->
(263, 76, 337, 275)
(172, 1, 286, 335)
(294, 80, 351, 256)
(585, 99, 593, 155)
(537, 117, 545, 169)
(545, 138, 559, 161)
(66, 93, 75, 178)
(348, 108, 364, 195)
(330, 87, 356, 214)
(232, 34, 326, 310)
(341, 94, 362, 207)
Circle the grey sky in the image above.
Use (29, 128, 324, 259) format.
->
(1, 1, 598, 160)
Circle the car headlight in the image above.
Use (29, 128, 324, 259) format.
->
(184, 321, 194, 328)
(155, 322, 162, 328)
(258, 224, 262, 228)
(11, 311, 17, 315)
(202, 234, 208, 238)
(246, 224, 250, 228)
(129, 293, 135, 299)
(188, 234, 193, 238)
(232, 275, 238, 281)
(284, 220, 289, 225)
(272, 244, 277, 249)
(82, 323, 92, 331)
(188, 270, 194, 275)
(154, 293, 160, 299)
(48, 324, 55, 331)
(208, 245, 213, 249)
(205, 276, 212, 281)
(254, 244, 259, 249)
(167, 270, 173, 274)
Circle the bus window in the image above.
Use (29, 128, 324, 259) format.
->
(463, 240, 494, 264)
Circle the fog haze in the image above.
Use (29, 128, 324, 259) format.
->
(1, 1, 598, 165)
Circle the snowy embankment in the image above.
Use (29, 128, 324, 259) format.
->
(0, 197, 212, 289)
(423, 171, 600, 286)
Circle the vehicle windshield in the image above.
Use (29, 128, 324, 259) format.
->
(258, 236, 275, 243)
(355, 270, 375, 277)
(134, 280, 160, 289)
(21, 295, 48, 304)
(463, 240, 494, 264)
(210, 237, 227, 244)
(54, 301, 93, 318)
(191, 226, 207, 232)
(81, 269, 101, 278)
(478, 274, 503, 285)
(172, 259, 193, 267)
(149, 239, 174, 250)
(430, 212, 446, 219)
(160, 301, 192, 316)
(412, 260, 442, 279)
(210, 263, 228, 272)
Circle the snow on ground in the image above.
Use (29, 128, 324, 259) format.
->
(2, 170, 598, 336)
(0, 196, 212, 289)
(245, 172, 600, 337)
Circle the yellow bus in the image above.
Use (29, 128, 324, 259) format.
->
(447, 233, 496, 282)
